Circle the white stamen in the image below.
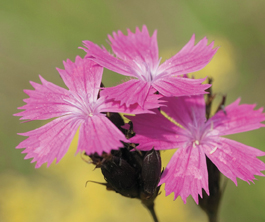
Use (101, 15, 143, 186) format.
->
(152, 57, 162, 77)
(193, 140, 200, 148)
(210, 146, 218, 154)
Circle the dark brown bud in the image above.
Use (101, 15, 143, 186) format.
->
(101, 155, 139, 198)
(84, 111, 162, 222)
(141, 149, 161, 197)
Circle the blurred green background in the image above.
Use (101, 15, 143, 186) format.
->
(1, 0, 265, 221)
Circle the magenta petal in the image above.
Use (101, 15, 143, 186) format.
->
(99, 97, 164, 115)
(209, 98, 265, 136)
(81, 40, 137, 77)
(159, 145, 209, 204)
(81, 25, 159, 79)
(14, 75, 77, 120)
(76, 114, 129, 154)
(16, 56, 137, 168)
(160, 95, 206, 129)
(152, 76, 210, 97)
(16, 116, 82, 168)
(204, 138, 265, 185)
(99, 86, 164, 114)
(128, 110, 187, 151)
(100, 79, 152, 108)
(57, 56, 103, 102)
(108, 25, 159, 71)
(158, 35, 218, 77)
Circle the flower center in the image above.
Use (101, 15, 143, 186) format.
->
(192, 140, 200, 148)
(64, 92, 98, 118)
(134, 58, 162, 82)
(187, 119, 219, 149)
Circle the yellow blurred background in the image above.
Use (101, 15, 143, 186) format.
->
(1, 1, 265, 221)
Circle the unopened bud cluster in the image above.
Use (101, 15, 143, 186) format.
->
(87, 112, 162, 207)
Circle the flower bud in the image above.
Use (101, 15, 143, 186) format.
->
(141, 149, 161, 197)
(101, 155, 139, 198)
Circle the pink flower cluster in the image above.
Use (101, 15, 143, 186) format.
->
(15, 26, 265, 203)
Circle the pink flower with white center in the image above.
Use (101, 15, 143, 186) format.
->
(127, 95, 265, 204)
(81, 25, 218, 108)
(14, 56, 162, 168)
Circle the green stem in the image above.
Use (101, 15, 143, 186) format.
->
(208, 213, 218, 222)
(146, 203, 159, 222)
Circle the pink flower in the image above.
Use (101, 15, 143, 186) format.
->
(81, 25, 218, 108)
(14, 56, 160, 168)
(128, 95, 265, 204)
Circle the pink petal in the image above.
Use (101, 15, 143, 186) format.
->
(209, 98, 265, 136)
(108, 25, 159, 72)
(204, 137, 265, 185)
(160, 95, 206, 130)
(159, 145, 209, 204)
(100, 79, 152, 108)
(158, 35, 218, 77)
(76, 114, 129, 154)
(128, 110, 187, 151)
(98, 95, 165, 115)
(81, 25, 159, 79)
(81, 40, 137, 78)
(57, 56, 103, 103)
(152, 76, 210, 97)
(16, 116, 82, 168)
(14, 75, 77, 120)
